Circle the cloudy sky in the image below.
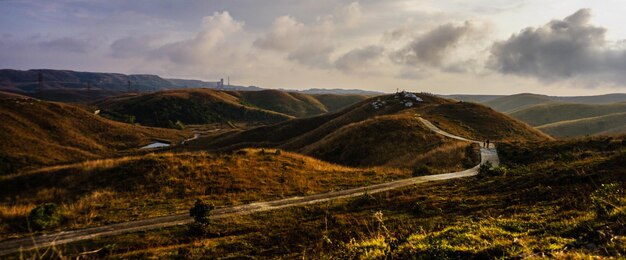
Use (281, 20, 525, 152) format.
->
(2, 0, 626, 95)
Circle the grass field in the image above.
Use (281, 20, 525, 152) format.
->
(0, 149, 417, 239)
(16, 136, 625, 259)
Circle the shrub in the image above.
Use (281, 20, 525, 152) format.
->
(478, 161, 508, 177)
(188, 199, 215, 236)
(412, 202, 427, 216)
(478, 161, 493, 176)
(28, 203, 62, 230)
(274, 149, 282, 155)
(412, 164, 432, 177)
(590, 183, 622, 218)
(189, 199, 214, 225)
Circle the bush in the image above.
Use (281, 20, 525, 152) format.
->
(590, 183, 622, 218)
(28, 203, 62, 230)
(412, 164, 432, 177)
(412, 202, 427, 215)
(478, 161, 508, 177)
(189, 199, 214, 225)
(188, 199, 215, 236)
(478, 161, 493, 176)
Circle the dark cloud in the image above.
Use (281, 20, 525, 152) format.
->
(391, 21, 476, 67)
(37, 37, 91, 53)
(488, 9, 626, 85)
(335, 45, 384, 72)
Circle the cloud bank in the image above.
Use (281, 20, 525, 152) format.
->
(488, 9, 626, 86)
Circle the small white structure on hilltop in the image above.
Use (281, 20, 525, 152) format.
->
(404, 92, 423, 102)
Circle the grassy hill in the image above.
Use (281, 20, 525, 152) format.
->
(0, 149, 408, 238)
(201, 93, 549, 168)
(510, 102, 626, 126)
(483, 93, 555, 113)
(231, 89, 328, 117)
(537, 112, 626, 138)
(95, 89, 294, 128)
(0, 97, 188, 175)
(225, 90, 370, 118)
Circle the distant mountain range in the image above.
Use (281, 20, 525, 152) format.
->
(0, 69, 384, 100)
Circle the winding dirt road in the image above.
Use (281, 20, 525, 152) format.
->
(0, 117, 499, 256)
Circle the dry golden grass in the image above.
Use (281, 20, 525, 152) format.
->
(0, 149, 410, 239)
(36, 137, 625, 259)
(0, 98, 189, 175)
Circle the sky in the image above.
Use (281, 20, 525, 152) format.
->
(2, 0, 626, 95)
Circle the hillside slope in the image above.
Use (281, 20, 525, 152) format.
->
(537, 112, 626, 137)
(484, 93, 555, 113)
(95, 89, 294, 128)
(226, 90, 370, 118)
(202, 93, 548, 168)
(0, 97, 187, 175)
(0, 149, 408, 238)
(510, 102, 626, 126)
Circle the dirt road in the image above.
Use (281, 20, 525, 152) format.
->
(0, 117, 499, 256)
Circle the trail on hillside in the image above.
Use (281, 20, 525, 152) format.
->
(0, 117, 499, 256)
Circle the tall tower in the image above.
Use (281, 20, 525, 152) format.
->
(227, 76, 230, 86)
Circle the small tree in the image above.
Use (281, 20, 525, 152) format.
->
(188, 199, 214, 236)
(189, 199, 214, 225)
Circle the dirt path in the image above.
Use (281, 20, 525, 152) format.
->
(0, 117, 499, 256)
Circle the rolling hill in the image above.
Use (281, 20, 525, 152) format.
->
(509, 102, 626, 126)
(537, 112, 626, 138)
(226, 89, 370, 118)
(94, 89, 295, 128)
(200, 93, 549, 168)
(0, 96, 188, 175)
(483, 93, 555, 113)
(95, 89, 369, 128)
(450, 93, 626, 113)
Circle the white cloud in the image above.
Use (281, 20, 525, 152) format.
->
(253, 16, 305, 51)
(151, 11, 244, 65)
